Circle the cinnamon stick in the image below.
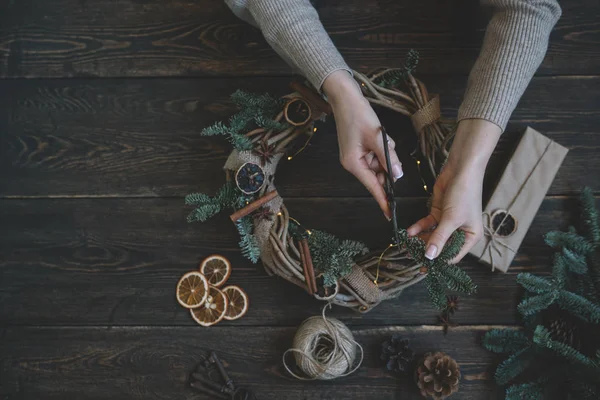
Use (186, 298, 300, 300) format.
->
(300, 238, 317, 294)
(289, 81, 332, 115)
(298, 240, 313, 295)
(229, 190, 279, 222)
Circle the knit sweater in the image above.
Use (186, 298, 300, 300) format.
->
(225, 0, 561, 131)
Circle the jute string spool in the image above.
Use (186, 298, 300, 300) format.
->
(283, 305, 363, 380)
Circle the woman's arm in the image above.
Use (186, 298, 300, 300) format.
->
(458, 0, 562, 130)
(410, 0, 562, 261)
(225, 0, 350, 90)
(225, 0, 404, 220)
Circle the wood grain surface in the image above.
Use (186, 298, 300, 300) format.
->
(1, 0, 599, 398)
(1, 76, 598, 198)
(0, 0, 598, 77)
(0, 326, 504, 400)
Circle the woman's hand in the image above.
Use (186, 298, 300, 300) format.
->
(407, 119, 502, 262)
(323, 70, 404, 220)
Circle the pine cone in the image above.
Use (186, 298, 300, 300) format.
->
(543, 306, 582, 351)
(415, 352, 460, 399)
(380, 335, 414, 373)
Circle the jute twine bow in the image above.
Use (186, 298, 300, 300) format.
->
(479, 141, 553, 271)
(282, 304, 363, 380)
(482, 212, 517, 272)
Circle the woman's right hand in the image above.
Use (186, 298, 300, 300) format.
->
(323, 70, 404, 220)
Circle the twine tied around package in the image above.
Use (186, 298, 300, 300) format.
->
(481, 141, 553, 271)
(482, 212, 517, 272)
(282, 305, 363, 380)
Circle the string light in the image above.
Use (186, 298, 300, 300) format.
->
(287, 127, 317, 161)
(374, 243, 395, 286)
(411, 151, 432, 195)
(288, 215, 312, 236)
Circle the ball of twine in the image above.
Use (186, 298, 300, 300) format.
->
(283, 305, 363, 380)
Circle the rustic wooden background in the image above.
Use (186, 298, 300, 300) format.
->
(1, 0, 599, 399)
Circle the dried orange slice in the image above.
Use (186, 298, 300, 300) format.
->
(176, 271, 209, 309)
(199, 255, 232, 288)
(222, 285, 249, 321)
(190, 286, 228, 327)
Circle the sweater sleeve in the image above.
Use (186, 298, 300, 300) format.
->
(458, 0, 561, 131)
(224, 0, 351, 90)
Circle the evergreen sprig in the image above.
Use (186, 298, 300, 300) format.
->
(307, 230, 369, 287)
(201, 90, 288, 151)
(396, 228, 476, 311)
(533, 326, 599, 369)
(505, 379, 546, 400)
(186, 182, 245, 223)
(374, 49, 419, 88)
(235, 216, 261, 263)
(483, 329, 530, 354)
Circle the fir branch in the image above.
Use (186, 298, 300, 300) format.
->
(557, 290, 600, 323)
(436, 229, 466, 262)
(494, 346, 536, 386)
(308, 230, 369, 287)
(186, 203, 221, 223)
(236, 216, 261, 263)
(533, 325, 599, 369)
(185, 192, 212, 206)
(482, 329, 530, 354)
(505, 379, 546, 400)
(545, 230, 594, 255)
(423, 275, 447, 311)
(437, 263, 477, 295)
(516, 273, 554, 294)
(374, 49, 419, 88)
(517, 292, 558, 317)
(562, 248, 589, 275)
(581, 187, 600, 246)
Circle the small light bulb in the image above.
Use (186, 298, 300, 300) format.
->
(313, 127, 317, 132)
(277, 212, 282, 216)
(307, 230, 312, 235)
(361, 83, 365, 87)
(416, 160, 421, 165)
(287, 156, 292, 160)
(423, 185, 428, 191)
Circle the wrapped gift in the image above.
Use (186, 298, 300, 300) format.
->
(470, 127, 568, 272)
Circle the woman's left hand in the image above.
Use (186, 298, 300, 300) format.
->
(407, 119, 502, 262)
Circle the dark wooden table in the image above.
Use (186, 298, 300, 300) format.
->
(1, 1, 598, 399)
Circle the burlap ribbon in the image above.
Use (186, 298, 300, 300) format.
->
(410, 95, 440, 133)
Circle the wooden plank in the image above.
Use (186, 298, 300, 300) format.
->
(0, 0, 598, 77)
(0, 196, 590, 327)
(1, 76, 598, 198)
(0, 325, 503, 399)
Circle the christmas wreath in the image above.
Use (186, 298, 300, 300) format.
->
(186, 52, 477, 312)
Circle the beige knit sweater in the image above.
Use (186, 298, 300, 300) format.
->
(225, 0, 561, 131)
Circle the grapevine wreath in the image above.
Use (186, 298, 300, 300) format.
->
(186, 52, 477, 312)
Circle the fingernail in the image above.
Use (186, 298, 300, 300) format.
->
(385, 214, 392, 222)
(392, 164, 403, 181)
(425, 245, 438, 260)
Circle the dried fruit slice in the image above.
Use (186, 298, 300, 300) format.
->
(199, 255, 232, 288)
(176, 271, 209, 309)
(222, 285, 249, 321)
(190, 286, 228, 327)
